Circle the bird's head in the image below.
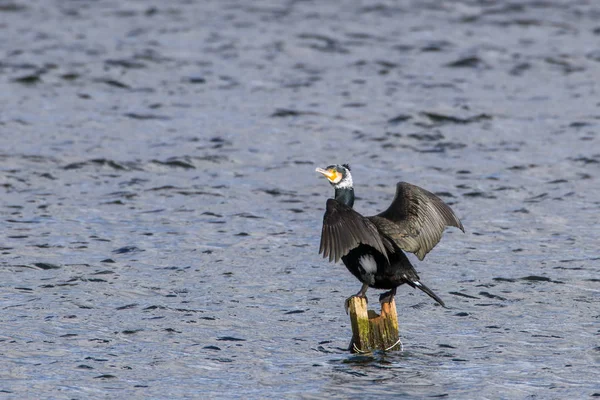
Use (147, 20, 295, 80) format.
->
(315, 164, 353, 189)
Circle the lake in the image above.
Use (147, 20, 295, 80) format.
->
(1, 1, 599, 398)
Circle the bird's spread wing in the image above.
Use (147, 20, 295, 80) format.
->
(319, 198, 391, 263)
(369, 182, 464, 261)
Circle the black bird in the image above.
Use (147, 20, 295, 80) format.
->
(315, 164, 464, 309)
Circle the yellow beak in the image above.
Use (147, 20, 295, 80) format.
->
(316, 167, 338, 182)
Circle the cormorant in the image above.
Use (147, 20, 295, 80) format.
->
(315, 164, 464, 310)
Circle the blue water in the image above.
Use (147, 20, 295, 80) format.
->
(1, 1, 599, 398)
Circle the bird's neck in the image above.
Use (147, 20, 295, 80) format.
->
(334, 187, 355, 208)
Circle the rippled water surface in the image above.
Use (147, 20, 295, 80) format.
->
(1, 1, 599, 398)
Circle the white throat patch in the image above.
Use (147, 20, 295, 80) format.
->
(335, 173, 353, 189)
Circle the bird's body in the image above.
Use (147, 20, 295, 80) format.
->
(316, 164, 464, 308)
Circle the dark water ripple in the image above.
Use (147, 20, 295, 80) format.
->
(1, 0, 600, 398)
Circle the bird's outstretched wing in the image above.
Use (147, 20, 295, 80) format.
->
(319, 198, 392, 263)
(369, 182, 464, 261)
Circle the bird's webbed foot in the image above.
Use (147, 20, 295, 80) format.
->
(344, 283, 369, 314)
(344, 294, 367, 315)
(378, 287, 397, 304)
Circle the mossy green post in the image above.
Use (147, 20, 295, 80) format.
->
(348, 297, 401, 353)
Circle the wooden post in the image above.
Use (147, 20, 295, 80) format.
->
(348, 297, 401, 353)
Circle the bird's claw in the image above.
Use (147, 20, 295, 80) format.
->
(378, 290, 395, 304)
(344, 294, 368, 314)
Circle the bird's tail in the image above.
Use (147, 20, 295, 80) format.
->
(412, 281, 446, 308)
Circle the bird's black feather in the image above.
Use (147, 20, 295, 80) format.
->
(371, 182, 464, 260)
(319, 199, 389, 263)
(316, 165, 463, 306)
